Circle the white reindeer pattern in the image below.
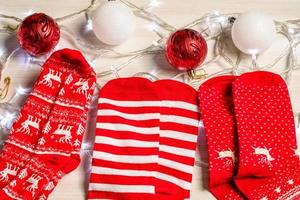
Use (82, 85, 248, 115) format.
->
(17, 115, 40, 135)
(65, 74, 73, 85)
(40, 69, 62, 87)
(74, 78, 89, 95)
(44, 181, 55, 191)
(38, 137, 46, 145)
(53, 124, 73, 143)
(0, 163, 19, 182)
(26, 174, 42, 196)
(216, 149, 235, 167)
(42, 121, 51, 134)
(76, 124, 85, 136)
(253, 146, 274, 164)
(18, 168, 28, 180)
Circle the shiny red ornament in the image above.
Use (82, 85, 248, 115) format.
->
(17, 13, 60, 56)
(165, 29, 207, 70)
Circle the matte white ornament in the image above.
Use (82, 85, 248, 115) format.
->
(91, 0, 136, 45)
(231, 10, 276, 55)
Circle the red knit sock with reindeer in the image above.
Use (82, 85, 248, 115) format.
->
(0, 49, 68, 189)
(233, 71, 300, 200)
(198, 76, 244, 200)
(0, 49, 96, 200)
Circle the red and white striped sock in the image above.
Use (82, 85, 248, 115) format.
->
(233, 71, 300, 199)
(0, 49, 96, 200)
(88, 77, 160, 200)
(154, 80, 200, 200)
(0, 49, 67, 189)
(198, 76, 244, 200)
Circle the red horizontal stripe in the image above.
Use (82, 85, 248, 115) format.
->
(158, 164, 193, 183)
(97, 116, 159, 128)
(90, 174, 155, 185)
(88, 190, 155, 200)
(92, 159, 157, 171)
(93, 143, 158, 156)
(95, 129, 159, 141)
(159, 137, 197, 151)
(159, 151, 195, 166)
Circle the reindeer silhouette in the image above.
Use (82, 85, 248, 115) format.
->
(53, 124, 73, 143)
(40, 69, 62, 87)
(74, 78, 89, 95)
(0, 163, 19, 182)
(17, 115, 40, 135)
(216, 149, 235, 167)
(253, 146, 274, 164)
(26, 174, 42, 196)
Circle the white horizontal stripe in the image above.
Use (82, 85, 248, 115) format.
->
(162, 100, 198, 112)
(98, 98, 198, 112)
(156, 172, 191, 190)
(92, 166, 156, 177)
(89, 183, 154, 193)
(160, 130, 198, 143)
(96, 123, 159, 135)
(31, 92, 84, 110)
(99, 98, 161, 107)
(159, 158, 194, 174)
(95, 136, 158, 148)
(98, 109, 160, 121)
(160, 145, 196, 158)
(160, 115, 199, 127)
(92, 151, 158, 164)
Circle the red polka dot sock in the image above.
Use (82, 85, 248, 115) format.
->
(88, 77, 160, 200)
(0, 49, 69, 189)
(154, 80, 200, 200)
(198, 76, 244, 200)
(233, 71, 300, 199)
(0, 49, 96, 200)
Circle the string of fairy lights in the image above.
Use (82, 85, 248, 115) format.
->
(0, 0, 299, 150)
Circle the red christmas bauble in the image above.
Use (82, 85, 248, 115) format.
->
(165, 29, 207, 71)
(17, 13, 60, 56)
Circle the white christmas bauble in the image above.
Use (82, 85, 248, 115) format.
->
(91, 0, 136, 45)
(231, 10, 276, 55)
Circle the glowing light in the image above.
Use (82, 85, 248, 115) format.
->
(5, 111, 17, 120)
(0, 49, 5, 58)
(148, 22, 159, 31)
(288, 28, 295, 34)
(85, 19, 93, 32)
(212, 10, 220, 16)
(149, 0, 161, 7)
(88, 59, 97, 69)
(23, 9, 34, 17)
(16, 86, 31, 95)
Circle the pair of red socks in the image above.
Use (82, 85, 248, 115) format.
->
(88, 78, 200, 200)
(199, 71, 300, 200)
(0, 49, 96, 200)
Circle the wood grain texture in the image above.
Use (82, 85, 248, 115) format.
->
(0, 0, 299, 199)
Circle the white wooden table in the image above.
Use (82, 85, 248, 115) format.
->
(0, 0, 299, 199)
